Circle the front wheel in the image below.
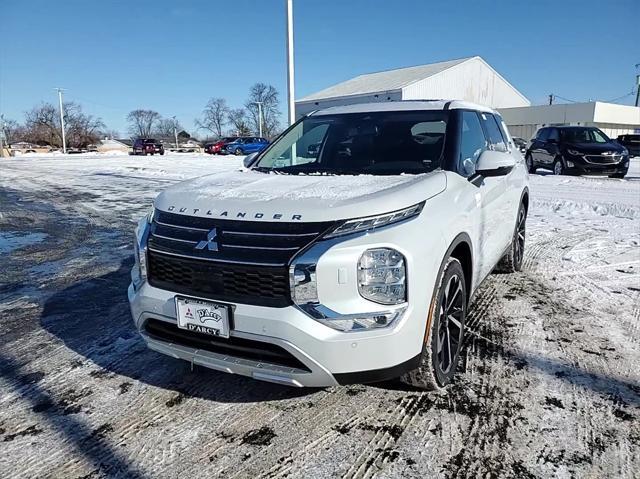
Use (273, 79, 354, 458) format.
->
(496, 202, 527, 273)
(235, 148, 244, 156)
(400, 258, 466, 390)
(525, 154, 536, 174)
(553, 158, 565, 175)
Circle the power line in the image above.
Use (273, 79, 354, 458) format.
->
(552, 94, 579, 104)
(603, 90, 636, 103)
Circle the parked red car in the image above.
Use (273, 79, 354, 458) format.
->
(131, 138, 164, 156)
(204, 137, 239, 155)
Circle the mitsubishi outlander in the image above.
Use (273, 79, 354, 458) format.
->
(129, 100, 529, 389)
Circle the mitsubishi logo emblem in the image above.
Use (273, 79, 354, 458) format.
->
(195, 228, 219, 251)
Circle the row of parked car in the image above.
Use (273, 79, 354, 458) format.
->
(204, 136, 269, 156)
(512, 128, 637, 178)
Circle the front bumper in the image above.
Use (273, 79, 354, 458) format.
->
(566, 155, 629, 176)
(128, 280, 424, 387)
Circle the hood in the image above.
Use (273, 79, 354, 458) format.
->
(154, 169, 447, 223)
(564, 142, 624, 154)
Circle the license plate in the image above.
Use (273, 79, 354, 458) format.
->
(175, 297, 230, 338)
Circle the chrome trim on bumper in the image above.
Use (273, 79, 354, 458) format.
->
(136, 313, 339, 388)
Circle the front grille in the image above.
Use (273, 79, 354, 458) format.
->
(144, 318, 310, 372)
(148, 251, 290, 307)
(148, 210, 335, 266)
(584, 154, 621, 165)
(146, 210, 336, 306)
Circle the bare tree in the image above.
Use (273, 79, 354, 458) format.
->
(1, 118, 23, 145)
(196, 98, 229, 138)
(154, 117, 183, 142)
(227, 108, 252, 136)
(126, 109, 161, 138)
(103, 129, 121, 140)
(245, 83, 281, 138)
(23, 102, 105, 148)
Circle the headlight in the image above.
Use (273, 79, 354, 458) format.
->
(358, 248, 406, 305)
(567, 149, 582, 156)
(132, 207, 153, 288)
(325, 202, 424, 239)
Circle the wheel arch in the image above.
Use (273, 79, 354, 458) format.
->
(439, 232, 473, 305)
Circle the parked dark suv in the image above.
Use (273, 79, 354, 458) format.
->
(525, 126, 629, 178)
(616, 134, 640, 157)
(131, 138, 164, 156)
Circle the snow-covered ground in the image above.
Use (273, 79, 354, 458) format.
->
(0, 153, 638, 478)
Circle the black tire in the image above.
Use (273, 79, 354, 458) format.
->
(525, 154, 536, 174)
(235, 148, 244, 156)
(400, 258, 466, 390)
(495, 202, 527, 273)
(553, 157, 565, 175)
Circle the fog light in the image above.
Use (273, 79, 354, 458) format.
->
(313, 307, 406, 332)
(566, 160, 574, 167)
(358, 248, 406, 304)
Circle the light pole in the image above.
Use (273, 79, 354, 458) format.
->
(253, 102, 263, 137)
(285, 0, 295, 125)
(172, 115, 179, 150)
(55, 88, 67, 154)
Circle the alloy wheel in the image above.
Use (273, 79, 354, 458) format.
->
(514, 206, 526, 267)
(554, 161, 563, 175)
(436, 274, 465, 375)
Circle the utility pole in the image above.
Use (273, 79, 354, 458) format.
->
(55, 88, 67, 154)
(253, 102, 263, 137)
(172, 116, 179, 150)
(285, 0, 295, 125)
(548, 94, 554, 105)
(634, 64, 640, 107)
(0, 114, 5, 158)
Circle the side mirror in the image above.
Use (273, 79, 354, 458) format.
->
(243, 152, 259, 168)
(547, 138, 557, 144)
(307, 144, 319, 156)
(469, 150, 515, 184)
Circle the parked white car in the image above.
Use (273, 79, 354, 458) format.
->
(129, 100, 529, 389)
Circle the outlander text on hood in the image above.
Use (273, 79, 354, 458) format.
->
(129, 100, 530, 389)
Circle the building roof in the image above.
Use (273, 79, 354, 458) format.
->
(299, 57, 473, 102)
(311, 100, 496, 116)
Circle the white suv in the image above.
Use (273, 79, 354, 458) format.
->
(129, 100, 529, 389)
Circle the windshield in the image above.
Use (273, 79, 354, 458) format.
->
(254, 111, 448, 175)
(560, 127, 610, 144)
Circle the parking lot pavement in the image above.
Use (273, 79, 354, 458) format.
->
(0, 154, 638, 478)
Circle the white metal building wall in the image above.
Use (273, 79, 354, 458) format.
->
(402, 57, 530, 108)
(505, 123, 637, 142)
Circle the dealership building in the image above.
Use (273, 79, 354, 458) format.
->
(296, 56, 640, 140)
(499, 102, 640, 140)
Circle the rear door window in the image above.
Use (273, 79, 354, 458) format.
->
(479, 113, 507, 152)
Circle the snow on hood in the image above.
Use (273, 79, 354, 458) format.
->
(154, 169, 446, 222)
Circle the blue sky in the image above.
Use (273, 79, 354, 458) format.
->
(1, 0, 638, 136)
